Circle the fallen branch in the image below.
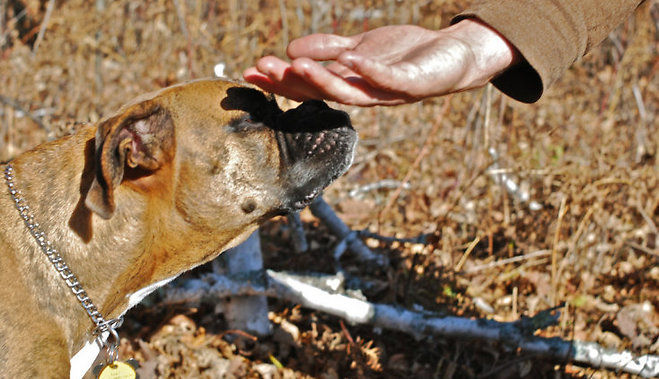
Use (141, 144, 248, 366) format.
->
(310, 196, 388, 266)
(218, 232, 271, 336)
(286, 213, 308, 253)
(164, 270, 658, 377)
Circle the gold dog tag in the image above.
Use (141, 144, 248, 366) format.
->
(97, 360, 137, 379)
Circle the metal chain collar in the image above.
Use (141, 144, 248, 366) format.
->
(4, 163, 123, 361)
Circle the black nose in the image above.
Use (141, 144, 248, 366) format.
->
(275, 102, 354, 165)
(275, 100, 351, 134)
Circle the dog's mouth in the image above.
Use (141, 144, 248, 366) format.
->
(274, 100, 357, 211)
(219, 88, 357, 212)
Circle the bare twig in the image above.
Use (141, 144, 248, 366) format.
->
(286, 213, 308, 253)
(632, 84, 652, 162)
(94, 0, 105, 99)
(512, 286, 518, 318)
(464, 89, 484, 135)
(165, 270, 659, 378)
(295, 0, 304, 27)
(32, 0, 55, 55)
(172, 0, 194, 77)
(0, 95, 48, 131)
(358, 229, 430, 245)
(310, 196, 388, 266)
(632, 84, 648, 121)
(1, 7, 27, 47)
(483, 83, 493, 149)
(278, 0, 289, 54)
(454, 235, 480, 272)
(466, 250, 551, 273)
(172, 0, 189, 40)
(0, 0, 5, 48)
(348, 179, 410, 199)
(551, 196, 568, 307)
(636, 201, 658, 235)
(557, 206, 594, 284)
(625, 241, 658, 257)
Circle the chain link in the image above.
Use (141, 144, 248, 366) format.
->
(4, 164, 122, 344)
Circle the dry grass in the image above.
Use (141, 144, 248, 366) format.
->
(1, 0, 657, 378)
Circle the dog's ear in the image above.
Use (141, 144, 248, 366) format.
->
(85, 101, 175, 219)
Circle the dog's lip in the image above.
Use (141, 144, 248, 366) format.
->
(274, 125, 355, 164)
(290, 187, 321, 210)
(282, 130, 357, 212)
(297, 167, 348, 206)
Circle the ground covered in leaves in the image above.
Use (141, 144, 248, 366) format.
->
(1, 1, 657, 378)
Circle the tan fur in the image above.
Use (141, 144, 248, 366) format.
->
(0, 79, 308, 376)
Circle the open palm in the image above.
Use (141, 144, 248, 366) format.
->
(244, 21, 516, 106)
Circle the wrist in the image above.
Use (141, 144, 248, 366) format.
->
(447, 18, 519, 89)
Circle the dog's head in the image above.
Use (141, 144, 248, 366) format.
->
(84, 79, 356, 244)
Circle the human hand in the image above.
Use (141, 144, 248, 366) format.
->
(243, 20, 518, 106)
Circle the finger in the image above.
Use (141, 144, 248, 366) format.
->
(291, 58, 409, 106)
(254, 55, 295, 81)
(287, 33, 361, 60)
(242, 68, 301, 100)
(243, 73, 320, 102)
(243, 61, 327, 102)
(252, 56, 319, 100)
(242, 67, 268, 81)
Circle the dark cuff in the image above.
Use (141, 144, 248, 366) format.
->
(452, 15, 544, 103)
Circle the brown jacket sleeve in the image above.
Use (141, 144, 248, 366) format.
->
(453, 0, 644, 103)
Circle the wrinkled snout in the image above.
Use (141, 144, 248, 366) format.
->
(218, 86, 357, 212)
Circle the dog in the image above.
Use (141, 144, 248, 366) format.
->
(0, 79, 357, 378)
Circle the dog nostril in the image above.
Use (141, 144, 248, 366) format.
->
(241, 200, 257, 214)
